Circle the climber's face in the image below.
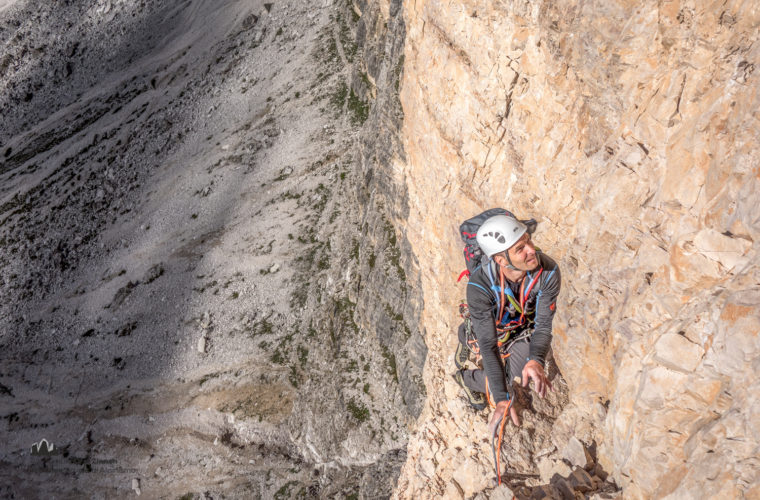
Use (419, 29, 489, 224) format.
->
(506, 233, 538, 271)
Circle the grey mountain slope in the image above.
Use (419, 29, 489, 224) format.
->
(0, 0, 423, 498)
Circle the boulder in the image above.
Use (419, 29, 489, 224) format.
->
(451, 458, 490, 498)
(563, 437, 592, 469)
(567, 467, 594, 493)
(490, 483, 515, 500)
(693, 229, 751, 271)
(653, 333, 704, 373)
(538, 457, 572, 483)
(531, 485, 562, 500)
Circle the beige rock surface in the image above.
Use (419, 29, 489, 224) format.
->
(392, 0, 760, 497)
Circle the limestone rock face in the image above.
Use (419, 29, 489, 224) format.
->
(393, 0, 760, 497)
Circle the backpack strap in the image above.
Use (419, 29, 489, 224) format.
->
(467, 281, 490, 295)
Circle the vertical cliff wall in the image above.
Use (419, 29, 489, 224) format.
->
(394, 0, 760, 498)
(351, 0, 428, 422)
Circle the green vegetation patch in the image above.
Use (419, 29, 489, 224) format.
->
(289, 364, 301, 388)
(349, 238, 359, 261)
(271, 349, 285, 365)
(331, 82, 348, 113)
(274, 481, 305, 500)
(347, 398, 369, 422)
(199, 372, 221, 386)
(337, 12, 358, 62)
(383, 218, 406, 283)
(290, 285, 309, 309)
(395, 54, 405, 91)
(380, 344, 398, 383)
(248, 318, 274, 337)
(297, 345, 309, 366)
(347, 88, 369, 124)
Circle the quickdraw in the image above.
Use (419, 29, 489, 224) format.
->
(459, 302, 482, 362)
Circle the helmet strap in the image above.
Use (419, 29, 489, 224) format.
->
(494, 251, 520, 271)
(505, 251, 516, 269)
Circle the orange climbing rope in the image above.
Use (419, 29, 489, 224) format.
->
(491, 398, 512, 486)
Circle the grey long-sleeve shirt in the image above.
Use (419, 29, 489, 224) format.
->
(465, 252, 561, 403)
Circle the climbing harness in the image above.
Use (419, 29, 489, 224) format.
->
(492, 262, 543, 344)
(461, 261, 544, 362)
(455, 259, 545, 406)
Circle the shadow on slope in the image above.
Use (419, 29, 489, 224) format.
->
(0, 0, 424, 498)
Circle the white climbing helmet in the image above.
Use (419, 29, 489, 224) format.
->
(476, 215, 527, 258)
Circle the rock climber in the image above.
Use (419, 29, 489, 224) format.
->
(453, 212, 561, 435)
